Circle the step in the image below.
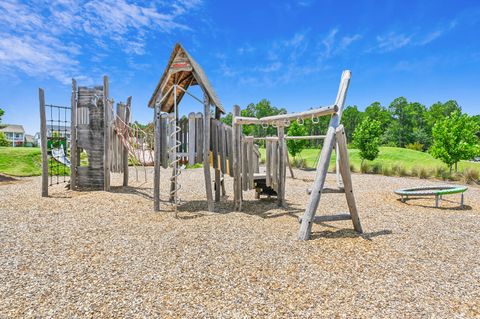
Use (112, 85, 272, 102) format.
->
(298, 213, 352, 223)
(306, 187, 345, 195)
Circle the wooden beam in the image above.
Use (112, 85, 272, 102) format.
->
(214, 109, 221, 202)
(335, 125, 362, 233)
(70, 79, 77, 191)
(103, 75, 110, 191)
(232, 105, 242, 211)
(298, 214, 352, 223)
(154, 94, 162, 211)
(253, 135, 326, 141)
(277, 125, 286, 207)
(123, 96, 131, 187)
(233, 105, 337, 125)
(39, 88, 48, 197)
(203, 94, 214, 211)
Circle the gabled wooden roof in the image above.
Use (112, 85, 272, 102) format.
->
(148, 43, 224, 113)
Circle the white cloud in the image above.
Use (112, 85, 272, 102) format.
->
(0, 0, 202, 84)
(376, 33, 412, 52)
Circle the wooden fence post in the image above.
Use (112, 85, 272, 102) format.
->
(277, 125, 286, 207)
(154, 94, 162, 211)
(123, 96, 131, 187)
(70, 79, 77, 191)
(39, 88, 48, 197)
(103, 75, 110, 191)
(232, 105, 242, 211)
(203, 94, 214, 211)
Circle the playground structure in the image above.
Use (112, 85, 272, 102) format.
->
(40, 43, 362, 240)
(148, 43, 361, 240)
(394, 185, 467, 208)
(39, 77, 155, 196)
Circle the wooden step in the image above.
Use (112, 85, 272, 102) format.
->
(306, 187, 345, 194)
(298, 213, 352, 223)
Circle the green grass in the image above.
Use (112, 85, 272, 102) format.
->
(260, 146, 480, 174)
(0, 147, 42, 176)
(0, 147, 71, 177)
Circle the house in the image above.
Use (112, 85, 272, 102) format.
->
(24, 134, 36, 147)
(0, 124, 25, 147)
(36, 124, 71, 149)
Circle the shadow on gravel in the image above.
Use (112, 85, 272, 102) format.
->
(311, 229, 392, 241)
(396, 197, 472, 210)
(110, 185, 153, 200)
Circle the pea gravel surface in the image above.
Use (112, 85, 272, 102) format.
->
(0, 167, 479, 318)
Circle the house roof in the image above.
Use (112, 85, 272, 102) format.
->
(0, 124, 25, 134)
(24, 134, 35, 143)
(148, 43, 224, 113)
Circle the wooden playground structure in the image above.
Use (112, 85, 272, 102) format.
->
(40, 43, 362, 240)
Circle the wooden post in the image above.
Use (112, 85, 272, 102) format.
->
(298, 70, 352, 240)
(103, 75, 110, 191)
(277, 125, 286, 207)
(70, 79, 77, 191)
(188, 112, 196, 164)
(335, 125, 362, 233)
(232, 105, 242, 211)
(214, 109, 221, 202)
(203, 94, 214, 211)
(39, 88, 48, 197)
(265, 140, 272, 187)
(154, 94, 162, 211)
(285, 142, 295, 179)
(123, 96, 131, 187)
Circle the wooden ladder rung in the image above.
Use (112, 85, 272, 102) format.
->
(306, 187, 345, 195)
(298, 213, 352, 223)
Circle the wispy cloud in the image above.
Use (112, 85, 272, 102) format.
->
(0, 0, 202, 83)
(376, 33, 412, 52)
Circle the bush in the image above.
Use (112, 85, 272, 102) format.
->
(392, 164, 407, 176)
(405, 142, 424, 152)
(360, 162, 371, 173)
(418, 167, 430, 179)
(382, 166, 393, 176)
(349, 164, 356, 172)
(371, 163, 382, 174)
(462, 168, 479, 184)
(292, 157, 307, 169)
(0, 132, 9, 147)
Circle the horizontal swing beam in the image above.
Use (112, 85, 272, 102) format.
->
(233, 104, 338, 125)
(253, 135, 326, 141)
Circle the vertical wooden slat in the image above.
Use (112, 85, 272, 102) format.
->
(214, 110, 221, 202)
(277, 125, 286, 207)
(160, 114, 167, 168)
(220, 124, 227, 174)
(195, 112, 203, 164)
(154, 94, 162, 211)
(265, 140, 271, 187)
(272, 140, 278, 192)
(103, 75, 110, 191)
(232, 105, 242, 211)
(39, 88, 48, 197)
(203, 95, 214, 211)
(246, 137, 254, 190)
(70, 79, 77, 191)
(188, 112, 196, 164)
(242, 139, 248, 191)
(123, 96, 131, 186)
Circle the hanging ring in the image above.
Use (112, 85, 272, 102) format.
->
(284, 119, 290, 127)
(312, 115, 319, 124)
(272, 121, 277, 128)
(262, 122, 269, 129)
(297, 118, 304, 126)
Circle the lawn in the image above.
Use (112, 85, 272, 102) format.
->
(0, 147, 70, 177)
(261, 146, 480, 173)
(0, 147, 42, 176)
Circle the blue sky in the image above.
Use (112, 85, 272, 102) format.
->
(0, 0, 479, 135)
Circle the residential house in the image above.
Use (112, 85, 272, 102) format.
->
(0, 124, 25, 147)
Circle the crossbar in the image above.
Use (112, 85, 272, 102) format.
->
(233, 104, 337, 125)
(253, 135, 326, 141)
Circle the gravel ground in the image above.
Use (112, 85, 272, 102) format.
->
(0, 167, 479, 318)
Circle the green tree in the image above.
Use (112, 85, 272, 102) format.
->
(386, 97, 427, 147)
(353, 117, 382, 164)
(286, 120, 307, 158)
(364, 102, 391, 131)
(0, 108, 4, 123)
(426, 100, 461, 130)
(0, 132, 9, 146)
(429, 111, 480, 172)
(341, 105, 363, 143)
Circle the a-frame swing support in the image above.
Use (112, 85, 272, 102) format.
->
(298, 70, 362, 240)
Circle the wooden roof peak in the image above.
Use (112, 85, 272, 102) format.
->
(148, 43, 224, 113)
